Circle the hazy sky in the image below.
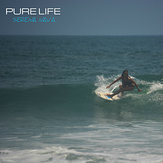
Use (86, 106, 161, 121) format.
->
(0, 0, 163, 35)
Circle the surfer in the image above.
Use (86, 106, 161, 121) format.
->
(106, 70, 142, 98)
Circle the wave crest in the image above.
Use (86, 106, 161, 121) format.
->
(95, 74, 163, 101)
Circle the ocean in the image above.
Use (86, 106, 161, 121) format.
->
(0, 35, 163, 163)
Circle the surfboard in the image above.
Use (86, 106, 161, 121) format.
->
(95, 92, 121, 101)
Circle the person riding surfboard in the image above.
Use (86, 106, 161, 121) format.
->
(106, 70, 142, 98)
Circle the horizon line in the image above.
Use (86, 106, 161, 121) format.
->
(0, 34, 163, 37)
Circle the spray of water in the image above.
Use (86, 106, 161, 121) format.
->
(94, 75, 121, 94)
(95, 75, 163, 101)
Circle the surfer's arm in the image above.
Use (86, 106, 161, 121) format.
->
(130, 78, 142, 92)
(106, 76, 122, 88)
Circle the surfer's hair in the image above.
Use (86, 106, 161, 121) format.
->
(122, 69, 128, 77)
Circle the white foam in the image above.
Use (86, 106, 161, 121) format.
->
(0, 146, 81, 163)
(95, 75, 163, 101)
(95, 75, 121, 94)
(1, 133, 163, 163)
(147, 82, 163, 94)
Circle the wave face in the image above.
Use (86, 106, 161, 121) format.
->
(0, 74, 163, 121)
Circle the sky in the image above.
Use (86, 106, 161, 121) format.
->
(0, 0, 163, 35)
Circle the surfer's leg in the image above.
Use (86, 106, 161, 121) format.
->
(107, 86, 134, 98)
(106, 85, 122, 98)
(119, 85, 124, 96)
(108, 89, 122, 97)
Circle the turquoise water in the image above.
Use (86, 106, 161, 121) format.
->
(0, 36, 163, 163)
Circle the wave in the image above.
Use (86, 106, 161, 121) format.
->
(0, 84, 95, 113)
(0, 146, 92, 163)
(95, 74, 163, 96)
(0, 75, 163, 121)
(0, 75, 163, 107)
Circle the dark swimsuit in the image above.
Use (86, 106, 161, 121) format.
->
(122, 77, 134, 88)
